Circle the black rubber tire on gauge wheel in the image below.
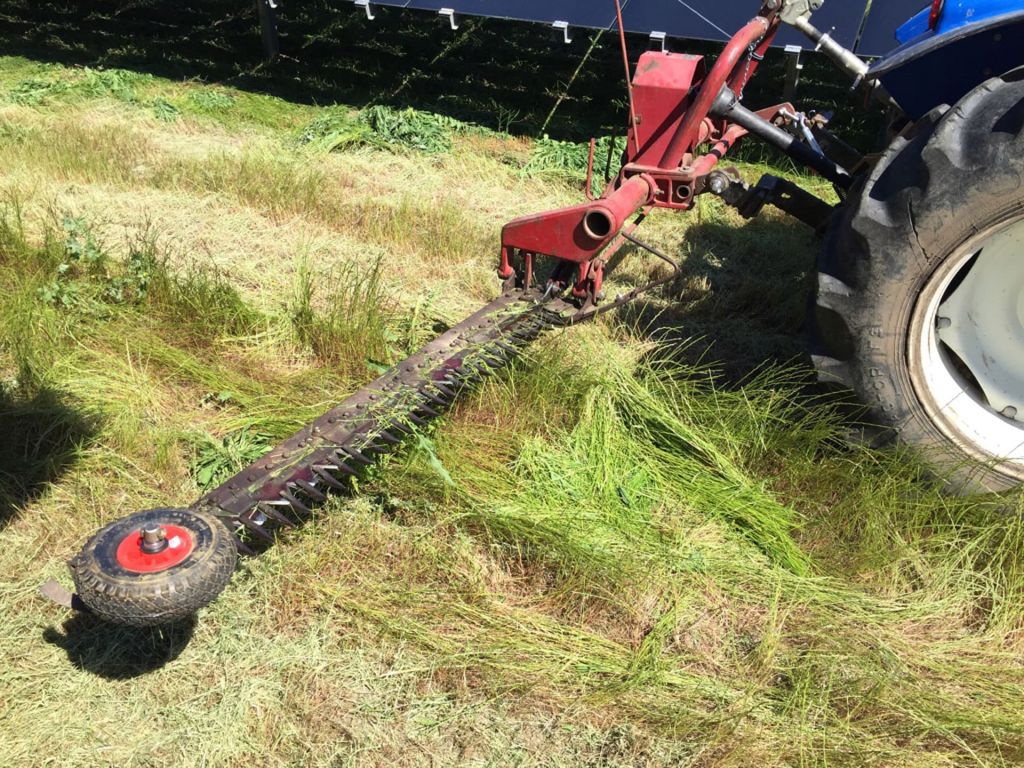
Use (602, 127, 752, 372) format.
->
(70, 508, 237, 627)
(812, 69, 1024, 494)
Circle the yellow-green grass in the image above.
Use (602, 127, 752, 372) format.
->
(0, 57, 1022, 768)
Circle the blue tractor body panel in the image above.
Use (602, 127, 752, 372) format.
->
(870, 2, 1024, 120)
(895, 0, 1024, 42)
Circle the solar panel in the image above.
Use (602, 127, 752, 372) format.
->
(621, 0, 867, 50)
(371, 0, 618, 28)
(364, 0, 880, 52)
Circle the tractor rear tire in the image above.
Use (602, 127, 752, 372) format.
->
(70, 508, 237, 626)
(812, 69, 1024, 494)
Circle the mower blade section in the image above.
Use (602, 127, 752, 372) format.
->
(341, 447, 374, 466)
(293, 479, 327, 502)
(280, 490, 313, 517)
(191, 289, 568, 553)
(238, 514, 275, 543)
(258, 502, 298, 529)
(232, 535, 257, 557)
(312, 467, 347, 490)
(375, 431, 402, 446)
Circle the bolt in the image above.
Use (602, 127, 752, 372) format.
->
(936, 316, 952, 330)
(708, 173, 729, 195)
(140, 523, 169, 554)
(1002, 406, 1018, 420)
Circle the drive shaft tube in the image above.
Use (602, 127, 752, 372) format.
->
(710, 87, 852, 188)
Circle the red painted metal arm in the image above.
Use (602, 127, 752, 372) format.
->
(497, 7, 787, 298)
(658, 13, 779, 169)
(500, 173, 655, 265)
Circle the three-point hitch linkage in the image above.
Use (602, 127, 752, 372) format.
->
(46, 0, 874, 626)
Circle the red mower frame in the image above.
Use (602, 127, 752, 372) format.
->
(499, 2, 847, 305)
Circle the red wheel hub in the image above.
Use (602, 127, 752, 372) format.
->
(116, 524, 194, 573)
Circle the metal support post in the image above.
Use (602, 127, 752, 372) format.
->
(439, 8, 459, 30)
(256, 0, 280, 62)
(783, 44, 803, 102)
(354, 0, 375, 21)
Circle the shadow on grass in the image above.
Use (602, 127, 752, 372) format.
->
(0, 387, 96, 531)
(43, 613, 196, 679)
(0, 0, 628, 138)
(0, 1, 881, 143)
(618, 213, 821, 385)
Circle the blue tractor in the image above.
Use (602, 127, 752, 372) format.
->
(810, 0, 1024, 493)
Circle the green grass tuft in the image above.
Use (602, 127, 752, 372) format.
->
(290, 256, 397, 377)
(189, 427, 275, 491)
(524, 134, 627, 194)
(298, 105, 469, 154)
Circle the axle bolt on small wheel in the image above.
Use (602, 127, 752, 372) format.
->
(141, 524, 169, 553)
(70, 508, 237, 627)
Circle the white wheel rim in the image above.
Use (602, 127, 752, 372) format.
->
(915, 216, 1024, 478)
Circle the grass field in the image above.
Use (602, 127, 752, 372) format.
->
(0, 55, 1023, 767)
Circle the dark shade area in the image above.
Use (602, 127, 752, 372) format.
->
(0, 387, 96, 531)
(43, 613, 196, 679)
(617, 213, 818, 383)
(0, 1, 884, 147)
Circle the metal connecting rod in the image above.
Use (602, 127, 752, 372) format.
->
(789, 15, 869, 83)
(659, 15, 776, 168)
(710, 87, 852, 187)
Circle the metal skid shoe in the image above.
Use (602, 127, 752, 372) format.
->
(44, 508, 237, 627)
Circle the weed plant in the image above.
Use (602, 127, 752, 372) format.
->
(291, 256, 398, 377)
(524, 134, 627, 194)
(298, 105, 468, 154)
(189, 427, 275, 491)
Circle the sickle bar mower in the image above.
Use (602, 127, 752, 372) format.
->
(46, 1, 884, 626)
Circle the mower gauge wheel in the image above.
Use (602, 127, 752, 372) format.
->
(70, 508, 237, 627)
